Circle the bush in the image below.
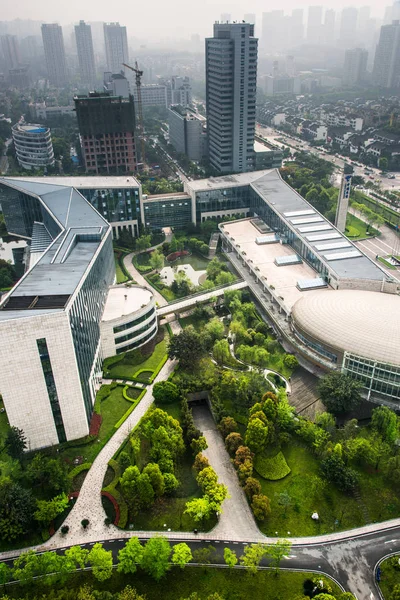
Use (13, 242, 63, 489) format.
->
(320, 453, 358, 493)
(283, 354, 299, 370)
(253, 451, 291, 481)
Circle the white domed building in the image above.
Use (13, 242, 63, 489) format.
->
(291, 289, 400, 401)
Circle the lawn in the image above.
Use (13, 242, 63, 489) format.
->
(379, 555, 400, 599)
(105, 338, 167, 380)
(378, 256, 398, 270)
(345, 213, 379, 240)
(15, 567, 343, 600)
(146, 273, 177, 301)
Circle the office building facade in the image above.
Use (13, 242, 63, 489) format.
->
(74, 92, 137, 174)
(343, 48, 368, 86)
(307, 6, 323, 44)
(168, 106, 206, 161)
(75, 20, 96, 87)
(373, 20, 400, 88)
(206, 22, 258, 174)
(12, 123, 55, 170)
(104, 23, 128, 74)
(41, 23, 68, 86)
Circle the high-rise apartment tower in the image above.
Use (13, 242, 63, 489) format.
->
(373, 20, 400, 88)
(41, 23, 68, 86)
(75, 20, 96, 86)
(206, 22, 258, 174)
(343, 47, 368, 86)
(104, 22, 128, 74)
(1, 35, 20, 70)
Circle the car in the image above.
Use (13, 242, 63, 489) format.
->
(388, 173, 396, 179)
(369, 176, 374, 179)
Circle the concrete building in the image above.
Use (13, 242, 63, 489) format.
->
(41, 24, 68, 87)
(32, 103, 75, 121)
(373, 20, 400, 88)
(290, 9, 304, 47)
(168, 105, 206, 161)
(8, 66, 30, 89)
(169, 76, 192, 107)
(343, 48, 368, 86)
(104, 23, 128, 75)
(264, 74, 301, 96)
(339, 7, 359, 47)
(0, 177, 158, 450)
(324, 9, 336, 45)
(335, 173, 352, 232)
(75, 20, 96, 87)
(132, 84, 167, 107)
(1, 34, 20, 70)
(74, 92, 137, 175)
(261, 11, 285, 52)
(12, 123, 55, 170)
(206, 22, 258, 174)
(254, 141, 282, 170)
(104, 72, 130, 98)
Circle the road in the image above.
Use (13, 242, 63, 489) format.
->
(256, 123, 400, 192)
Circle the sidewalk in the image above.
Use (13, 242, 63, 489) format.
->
(123, 252, 168, 307)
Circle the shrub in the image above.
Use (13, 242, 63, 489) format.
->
(283, 354, 299, 370)
(61, 525, 69, 535)
(81, 519, 89, 529)
(253, 451, 291, 481)
(251, 494, 271, 521)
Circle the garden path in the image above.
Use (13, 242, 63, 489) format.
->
(123, 252, 168, 307)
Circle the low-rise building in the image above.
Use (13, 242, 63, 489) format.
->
(168, 105, 206, 161)
(12, 123, 55, 170)
(133, 84, 167, 107)
(254, 140, 283, 169)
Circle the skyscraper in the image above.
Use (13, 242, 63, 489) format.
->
(261, 11, 285, 52)
(1, 35, 20, 70)
(104, 22, 129, 74)
(324, 9, 336, 46)
(307, 6, 323, 44)
(290, 9, 304, 47)
(343, 48, 368, 86)
(244, 14, 256, 25)
(41, 24, 68, 86)
(75, 20, 96, 86)
(373, 21, 400, 88)
(206, 22, 258, 174)
(339, 7, 359, 47)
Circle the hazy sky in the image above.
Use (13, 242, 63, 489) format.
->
(3, 0, 390, 40)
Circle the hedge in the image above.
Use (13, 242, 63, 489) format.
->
(102, 458, 128, 529)
(114, 388, 146, 429)
(68, 462, 92, 482)
(254, 451, 291, 481)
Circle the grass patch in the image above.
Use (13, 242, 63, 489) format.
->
(378, 256, 398, 270)
(345, 213, 379, 240)
(105, 336, 168, 381)
(379, 555, 400, 599)
(254, 451, 291, 481)
(146, 273, 177, 301)
(12, 567, 343, 600)
(133, 252, 153, 273)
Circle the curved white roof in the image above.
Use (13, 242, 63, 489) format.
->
(292, 289, 400, 366)
(102, 285, 153, 322)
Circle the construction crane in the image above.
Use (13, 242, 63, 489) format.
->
(123, 61, 145, 166)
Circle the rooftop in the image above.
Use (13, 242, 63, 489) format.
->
(102, 285, 153, 322)
(292, 289, 400, 366)
(185, 170, 273, 192)
(3, 175, 141, 189)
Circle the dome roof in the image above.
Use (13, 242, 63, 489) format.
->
(291, 289, 400, 366)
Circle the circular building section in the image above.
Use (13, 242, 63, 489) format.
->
(12, 123, 55, 170)
(291, 289, 400, 400)
(100, 285, 157, 358)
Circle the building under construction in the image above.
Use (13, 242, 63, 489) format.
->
(74, 92, 137, 174)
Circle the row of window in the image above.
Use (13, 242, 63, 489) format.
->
(116, 324, 157, 354)
(115, 315, 157, 346)
(293, 327, 338, 364)
(113, 305, 155, 334)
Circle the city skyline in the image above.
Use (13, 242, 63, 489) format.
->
(0, 1, 395, 40)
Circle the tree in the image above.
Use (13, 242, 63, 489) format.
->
(283, 354, 299, 370)
(117, 537, 143, 574)
(371, 405, 398, 443)
(120, 465, 140, 505)
(276, 491, 292, 515)
(88, 543, 113, 581)
(243, 477, 261, 500)
(153, 381, 181, 405)
(171, 542, 192, 569)
(193, 452, 210, 473)
(0, 562, 11, 585)
(213, 339, 231, 366)
(26, 454, 68, 494)
(168, 326, 205, 368)
(136, 473, 155, 507)
(184, 496, 212, 522)
(224, 547, 238, 569)
(191, 435, 208, 455)
(118, 586, 146, 600)
(65, 545, 89, 570)
(0, 479, 36, 541)
(141, 537, 171, 581)
(34, 493, 69, 525)
(4, 427, 26, 460)
(81, 519, 89, 529)
(240, 543, 266, 574)
(163, 472, 179, 494)
(225, 432, 243, 456)
(245, 418, 269, 453)
(119, 451, 131, 472)
(379, 156, 389, 171)
(136, 235, 151, 253)
(320, 453, 358, 493)
(218, 417, 238, 439)
(142, 463, 165, 497)
(192, 545, 216, 565)
(204, 318, 225, 342)
(149, 248, 164, 272)
(390, 585, 400, 600)
(318, 373, 362, 414)
(251, 494, 271, 521)
(265, 539, 291, 574)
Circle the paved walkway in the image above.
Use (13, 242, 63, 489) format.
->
(123, 252, 168, 307)
(192, 405, 259, 540)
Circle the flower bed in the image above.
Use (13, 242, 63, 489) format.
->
(101, 490, 120, 525)
(89, 412, 102, 436)
(166, 250, 190, 262)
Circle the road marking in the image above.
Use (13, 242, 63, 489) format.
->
(233, 542, 239, 545)
(223, 541, 229, 544)
(109, 541, 114, 543)
(385, 540, 398, 544)
(205, 540, 211, 543)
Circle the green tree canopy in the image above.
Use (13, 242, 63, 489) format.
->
(117, 537, 144, 574)
(171, 542, 192, 569)
(88, 543, 113, 582)
(141, 537, 171, 581)
(318, 373, 362, 414)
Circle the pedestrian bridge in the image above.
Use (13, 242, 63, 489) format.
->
(156, 281, 248, 317)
